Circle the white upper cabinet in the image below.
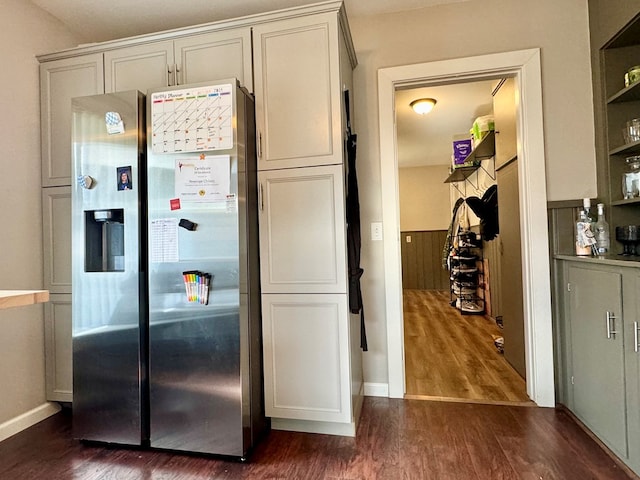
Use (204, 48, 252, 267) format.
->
(175, 28, 253, 91)
(253, 14, 344, 170)
(104, 41, 174, 93)
(105, 27, 253, 94)
(40, 54, 104, 186)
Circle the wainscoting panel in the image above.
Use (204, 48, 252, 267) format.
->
(401, 230, 449, 290)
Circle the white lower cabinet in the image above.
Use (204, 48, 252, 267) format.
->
(262, 293, 359, 434)
(44, 294, 72, 402)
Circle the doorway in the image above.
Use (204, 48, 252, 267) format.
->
(378, 49, 555, 407)
(396, 79, 529, 403)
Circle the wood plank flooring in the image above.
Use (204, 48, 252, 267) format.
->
(0, 398, 634, 479)
(404, 289, 529, 403)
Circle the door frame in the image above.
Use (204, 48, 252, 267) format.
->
(378, 49, 555, 407)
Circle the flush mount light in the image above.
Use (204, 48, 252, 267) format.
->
(410, 98, 437, 115)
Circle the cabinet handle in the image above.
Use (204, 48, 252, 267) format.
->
(606, 311, 618, 339)
(635, 321, 639, 353)
(167, 65, 173, 86)
(259, 183, 264, 211)
(258, 132, 262, 158)
(175, 65, 181, 85)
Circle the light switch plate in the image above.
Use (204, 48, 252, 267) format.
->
(371, 222, 383, 241)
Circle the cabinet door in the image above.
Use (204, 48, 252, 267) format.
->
(175, 28, 253, 91)
(262, 293, 351, 423)
(44, 293, 73, 402)
(104, 41, 174, 93)
(497, 160, 525, 378)
(40, 54, 104, 186)
(42, 186, 71, 294)
(258, 165, 347, 294)
(493, 77, 517, 169)
(253, 14, 343, 170)
(625, 271, 640, 473)
(568, 264, 627, 457)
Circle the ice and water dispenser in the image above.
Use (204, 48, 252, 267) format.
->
(84, 209, 125, 272)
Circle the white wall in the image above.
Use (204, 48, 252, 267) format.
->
(0, 0, 81, 425)
(350, 0, 595, 387)
(398, 165, 451, 231)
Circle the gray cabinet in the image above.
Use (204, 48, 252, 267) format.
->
(559, 258, 640, 475)
(566, 263, 626, 454)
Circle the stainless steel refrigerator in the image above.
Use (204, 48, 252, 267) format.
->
(71, 80, 265, 458)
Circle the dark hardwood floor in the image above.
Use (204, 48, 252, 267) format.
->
(0, 398, 634, 479)
(404, 289, 529, 403)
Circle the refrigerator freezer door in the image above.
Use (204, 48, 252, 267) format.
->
(71, 91, 146, 445)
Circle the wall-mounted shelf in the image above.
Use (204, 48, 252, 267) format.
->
(444, 131, 496, 193)
(444, 166, 479, 183)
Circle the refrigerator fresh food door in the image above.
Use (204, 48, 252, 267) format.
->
(146, 80, 260, 456)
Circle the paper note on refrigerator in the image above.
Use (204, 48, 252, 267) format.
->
(150, 83, 234, 154)
(175, 155, 230, 202)
(150, 218, 179, 263)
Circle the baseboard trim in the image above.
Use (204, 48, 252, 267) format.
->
(0, 402, 61, 443)
(558, 404, 640, 480)
(271, 417, 356, 437)
(364, 382, 389, 397)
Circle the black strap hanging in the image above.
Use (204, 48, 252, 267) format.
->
(344, 90, 367, 351)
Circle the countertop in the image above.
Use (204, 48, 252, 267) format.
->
(0, 290, 50, 310)
(555, 254, 640, 268)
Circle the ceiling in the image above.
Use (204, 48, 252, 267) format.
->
(396, 80, 497, 168)
(29, 0, 483, 169)
(29, 0, 470, 43)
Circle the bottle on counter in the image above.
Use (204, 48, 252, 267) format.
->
(575, 209, 596, 256)
(595, 203, 610, 256)
(583, 198, 592, 221)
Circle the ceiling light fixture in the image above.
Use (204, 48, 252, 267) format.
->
(410, 98, 437, 115)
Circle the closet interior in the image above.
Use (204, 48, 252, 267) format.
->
(397, 77, 529, 402)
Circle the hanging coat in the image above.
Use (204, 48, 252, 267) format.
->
(345, 90, 367, 351)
